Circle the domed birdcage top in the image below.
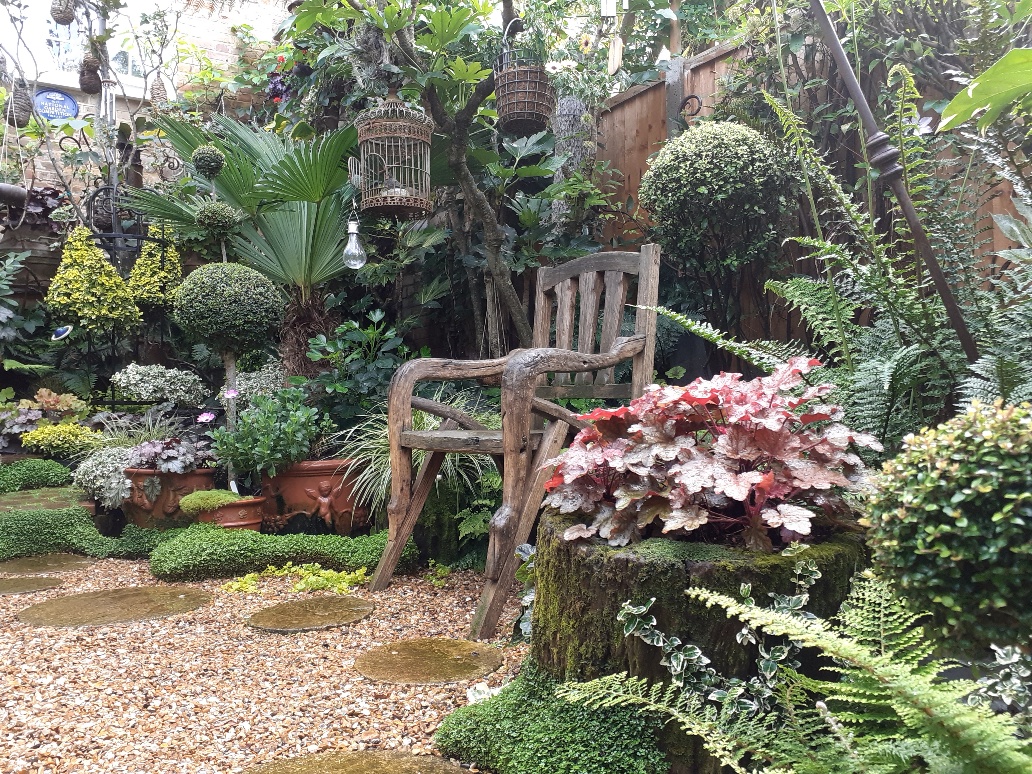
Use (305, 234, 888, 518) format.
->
(352, 93, 434, 219)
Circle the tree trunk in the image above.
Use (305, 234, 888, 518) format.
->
(280, 287, 336, 378)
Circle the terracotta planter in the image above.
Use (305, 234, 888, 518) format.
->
(197, 497, 265, 531)
(261, 459, 367, 535)
(123, 468, 216, 529)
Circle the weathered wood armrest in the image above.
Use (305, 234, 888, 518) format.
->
(530, 398, 590, 431)
(388, 355, 515, 429)
(410, 396, 491, 431)
(500, 335, 645, 392)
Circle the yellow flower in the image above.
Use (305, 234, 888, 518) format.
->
(578, 33, 593, 54)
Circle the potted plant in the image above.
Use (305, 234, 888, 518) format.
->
(179, 489, 265, 531)
(211, 388, 361, 534)
(123, 436, 215, 528)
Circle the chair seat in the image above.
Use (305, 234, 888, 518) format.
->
(399, 429, 541, 454)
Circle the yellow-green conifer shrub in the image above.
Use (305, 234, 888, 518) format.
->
(127, 225, 182, 309)
(46, 226, 141, 332)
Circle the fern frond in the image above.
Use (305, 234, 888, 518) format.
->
(646, 305, 808, 372)
(765, 275, 859, 365)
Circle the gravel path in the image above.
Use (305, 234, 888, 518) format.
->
(0, 559, 527, 774)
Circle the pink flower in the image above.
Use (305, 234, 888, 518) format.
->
(277, 55, 286, 63)
(225, 389, 239, 399)
(197, 412, 216, 423)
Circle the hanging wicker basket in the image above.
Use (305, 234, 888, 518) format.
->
(50, 0, 76, 26)
(4, 81, 34, 129)
(495, 47, 555, 136)
(352, 93, 433, 219)
(79, 59, 102, 95)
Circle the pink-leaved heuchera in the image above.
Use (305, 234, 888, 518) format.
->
(543, 357, 882, 552)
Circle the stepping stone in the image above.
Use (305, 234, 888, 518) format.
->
(0, 553, 95, 575)
(0, 576, 63, 595)
(354, 637, 502, 685)
(0, 486, 94, 514)
(17, 586, 212, 627)
(244, 750, 464, 773)
(247, 595, 374, 633)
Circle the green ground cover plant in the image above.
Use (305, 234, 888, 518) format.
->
(0, 459, 72, 494)
(149, 524, 415, 581)
(434, 662, 669, 774)
(0, 506, 175, 561)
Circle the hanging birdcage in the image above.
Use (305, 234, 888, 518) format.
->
(495, 34, 555, 136)
(350, 92, 433, 219)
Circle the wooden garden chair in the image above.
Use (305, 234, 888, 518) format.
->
(369, 244, 661, 638)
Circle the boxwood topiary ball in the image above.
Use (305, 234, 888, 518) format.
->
(173, 263, 283, 355)
(867, 399, 1032, 653)
(191, 144, 226, 179)
(195, 200, 240, 237)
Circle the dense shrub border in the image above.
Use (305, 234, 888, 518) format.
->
(149, 524, 416, 581)
(434, 662, 669, 774)
(0, 507, 413, 582)
(0, 459, 73, 494)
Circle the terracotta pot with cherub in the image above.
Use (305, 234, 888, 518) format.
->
(260, 459, 369, 535)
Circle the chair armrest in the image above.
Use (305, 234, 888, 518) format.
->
(411, 396, 491, 431)
(531, 398, 590, 431)
(388, 355, 514, 431)
(500, 335, 645, 389)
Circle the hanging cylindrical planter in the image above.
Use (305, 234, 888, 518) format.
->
(495, 38, 555, 136)
(79, 56, 101, 95)
(5, 80, 34, 129)
(352, 92, 433, 219)
(150, 77, 168, 104)
(50, 0, 76, 26)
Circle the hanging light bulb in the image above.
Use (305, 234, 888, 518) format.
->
(342, 199, 367, 270)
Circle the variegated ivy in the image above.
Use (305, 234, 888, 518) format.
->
(543, 357, 882, 552)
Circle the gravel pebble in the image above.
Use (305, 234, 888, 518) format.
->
(0, 559, 527, 773)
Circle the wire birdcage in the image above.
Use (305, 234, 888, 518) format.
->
(351, 93, 433, 219)
(495, 35, 555, 136)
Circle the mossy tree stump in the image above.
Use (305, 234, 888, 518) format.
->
(532, 511, 866, 773)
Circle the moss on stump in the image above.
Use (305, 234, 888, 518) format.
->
(531, 511, 866, 774)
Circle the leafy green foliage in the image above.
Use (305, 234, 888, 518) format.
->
(940, 48, 1032, 131)
(434, 662, 669, 774)
(178, 489, 248, 515)
(0, 506, 176, 562)
(127, 225, 182, 309)
(191, 144, 226, 178)
(0, 459, 72, 494)
(210, 388, 332, 476)
(866, 400, 1032, 652)
(221, 561, 367, 593)
(148, 523, 416, 581)
(20, 423, 101, 460)
(561, 573, 1032, 773)
(172, 262, 283, 356)
(303, 310, 413, 427)
(72, 446, 133, 509)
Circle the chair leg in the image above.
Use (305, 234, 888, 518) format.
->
(472, 420, 569, 639)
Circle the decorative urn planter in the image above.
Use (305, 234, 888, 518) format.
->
(261, 459, 367, 535)
(197, 496, 265, 531)
(123, 468, 216, 528)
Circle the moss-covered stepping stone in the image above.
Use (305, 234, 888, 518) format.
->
(247, 595, 375, 633)
(17, 586, 212, 627)
(354, 637, 502, 685)
(0, 486, 93, 514)
(0, 576, 63, 595)
(244, 750, 464, 773)
(0, 553, 95, 575)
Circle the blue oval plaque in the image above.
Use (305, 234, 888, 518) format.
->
(33, 89, 79, 121)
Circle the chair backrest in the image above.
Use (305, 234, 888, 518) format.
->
(531, 243, 661, 401)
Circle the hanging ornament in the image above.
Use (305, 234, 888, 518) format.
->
(150, 77, 168, 104)
(607, 35, 624, 76)
(4, 80, 33, 129)
(341, 199, 367, 270)
(50, 0, 76, 26)
(79, 53, 101, 95)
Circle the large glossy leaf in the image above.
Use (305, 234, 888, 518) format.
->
(939, 48, 1032, 132)
(255, 127, 358, 203)
(229, 196, 349, 293)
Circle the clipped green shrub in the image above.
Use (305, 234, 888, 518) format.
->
(0, 459, 72, 494)
(867, 400, 1032, 652)
(179, 489, 250, 515)
(173, 262, 282, 356)
(0, 506, 176, 561)
(434, 662, 668, 774)
(191, 144, 226, 178)
(20, 423, 102, 459)
(149, 524, 416, 581)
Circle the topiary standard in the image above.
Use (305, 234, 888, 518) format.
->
(191, 144, 226, 179)
(638, 121, 793, 340)
(173, 262, 282, 438)
(866, 399, 1032, 654)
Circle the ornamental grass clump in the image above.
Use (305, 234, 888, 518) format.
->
(46, 226, 141, 332)
(866, 399, 1032, 653)
(544, 357, 882, 552)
